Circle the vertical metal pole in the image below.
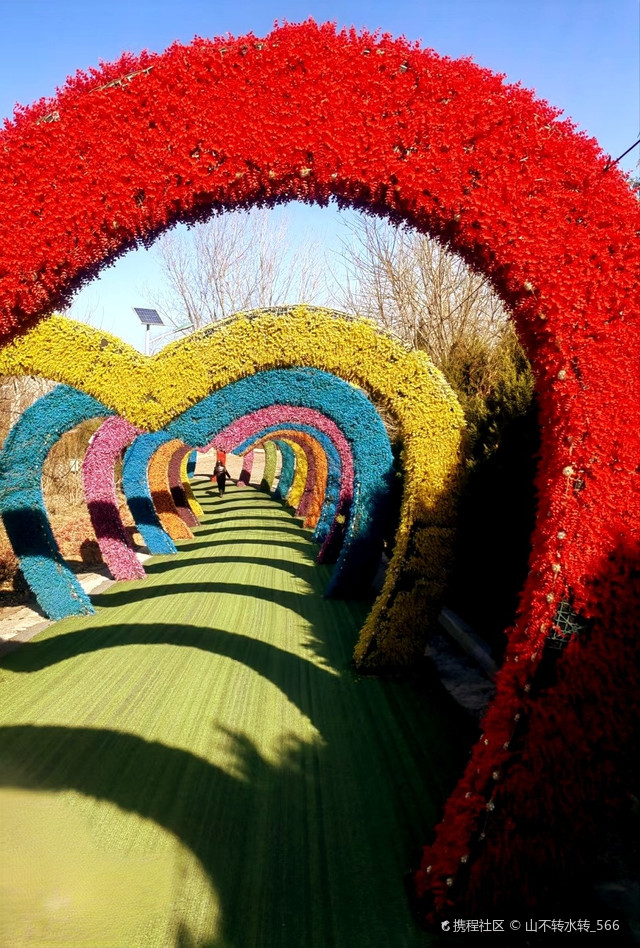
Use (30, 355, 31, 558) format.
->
(145, 323, 150, 355)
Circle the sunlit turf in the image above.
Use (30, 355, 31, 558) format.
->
(0, 482, 474, 947)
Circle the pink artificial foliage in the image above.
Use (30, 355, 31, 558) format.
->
(214, 405, 354, 560)
(236, 451, 253, 487)
(82, 417, 146, 580)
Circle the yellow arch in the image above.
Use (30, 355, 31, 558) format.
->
(278, 439, 308, 512)
(259, 430, 327, 526)
(180, 453, 204, 519)
(0, 306, 464, 669)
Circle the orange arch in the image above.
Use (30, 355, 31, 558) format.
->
(148, 440, 194, 542)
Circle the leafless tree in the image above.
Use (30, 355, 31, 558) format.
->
(62, 294, 104, 330)
(149, 208, 326, 331)
(332, 212, 508, 370)
(0, 375, 54, 449)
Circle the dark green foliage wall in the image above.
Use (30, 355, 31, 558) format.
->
(440, 325, 539, 656)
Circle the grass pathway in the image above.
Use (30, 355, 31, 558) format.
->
(0, 483, 474, 947)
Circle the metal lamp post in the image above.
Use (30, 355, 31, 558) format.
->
(133, 307, 164, 355)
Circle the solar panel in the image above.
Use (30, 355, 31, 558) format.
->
(133, 307, 164, 326)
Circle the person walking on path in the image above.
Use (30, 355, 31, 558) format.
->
(213, 459, 231, 496)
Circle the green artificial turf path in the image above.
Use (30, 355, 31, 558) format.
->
(0, 483, 474, 948)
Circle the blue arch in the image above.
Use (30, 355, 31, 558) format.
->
(0, 385, 113, 620)
(234, 424, 343, 547)
(166, 368, 393, 596)
(122, 432, 177, 555)
(272, 440, 296, 503)
(186, 450, 197, 478)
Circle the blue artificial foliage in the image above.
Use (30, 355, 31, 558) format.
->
(186, 450, 197, 478)
(0, 385, 114, 620)
(272, 440, 296, 502)
(122, 432, 177, 555)
(166, 368, 393, 596)
(234, 423, 343, 546)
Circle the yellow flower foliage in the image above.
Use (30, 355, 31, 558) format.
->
(0, 306, 465, 671)
(148, 440, 194, 542)
(261, 442, 278, 493)
(281, 439, 308, 511)
(180, 453, 204, 519)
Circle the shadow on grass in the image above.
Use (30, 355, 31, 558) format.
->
(144, 555, 318, 583)
(0, 622, 339, 728)
(0, 479, 477, 945)
(0, 724, 307, 946)
(0, 679, 473, 947)
(194, 523, 309, 538)
(0, 483, 482, 944)
(201, 502, 282, 513)
(91, 581, 338, 613)
(178, 538, 316, 557)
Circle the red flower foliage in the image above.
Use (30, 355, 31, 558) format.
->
(0, 19, 638, 921)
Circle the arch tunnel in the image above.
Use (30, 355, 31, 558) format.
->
(0, 307, 463, 664)
(0, 306, 470, 945)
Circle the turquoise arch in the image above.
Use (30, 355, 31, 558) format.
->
(0, 385, 113, 620)
(166, 367, 393, 596)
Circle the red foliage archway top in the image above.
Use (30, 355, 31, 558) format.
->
(1, 20, 639, 358)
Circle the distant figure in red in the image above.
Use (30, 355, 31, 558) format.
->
(213, 459, 231, 496)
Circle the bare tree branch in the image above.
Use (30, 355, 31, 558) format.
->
(149, 208, 325, 330)
(330, 212, 509, 369)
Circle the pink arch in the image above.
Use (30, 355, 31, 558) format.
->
(237, 451, 253, 487)
(214, 405, 354, 559)
(82, 417, 146, 580)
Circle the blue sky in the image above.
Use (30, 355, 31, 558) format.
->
(1, 0, 637, 349)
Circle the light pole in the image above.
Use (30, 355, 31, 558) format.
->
(133, 307, 164, 355)
(148, 323, 192, 353)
